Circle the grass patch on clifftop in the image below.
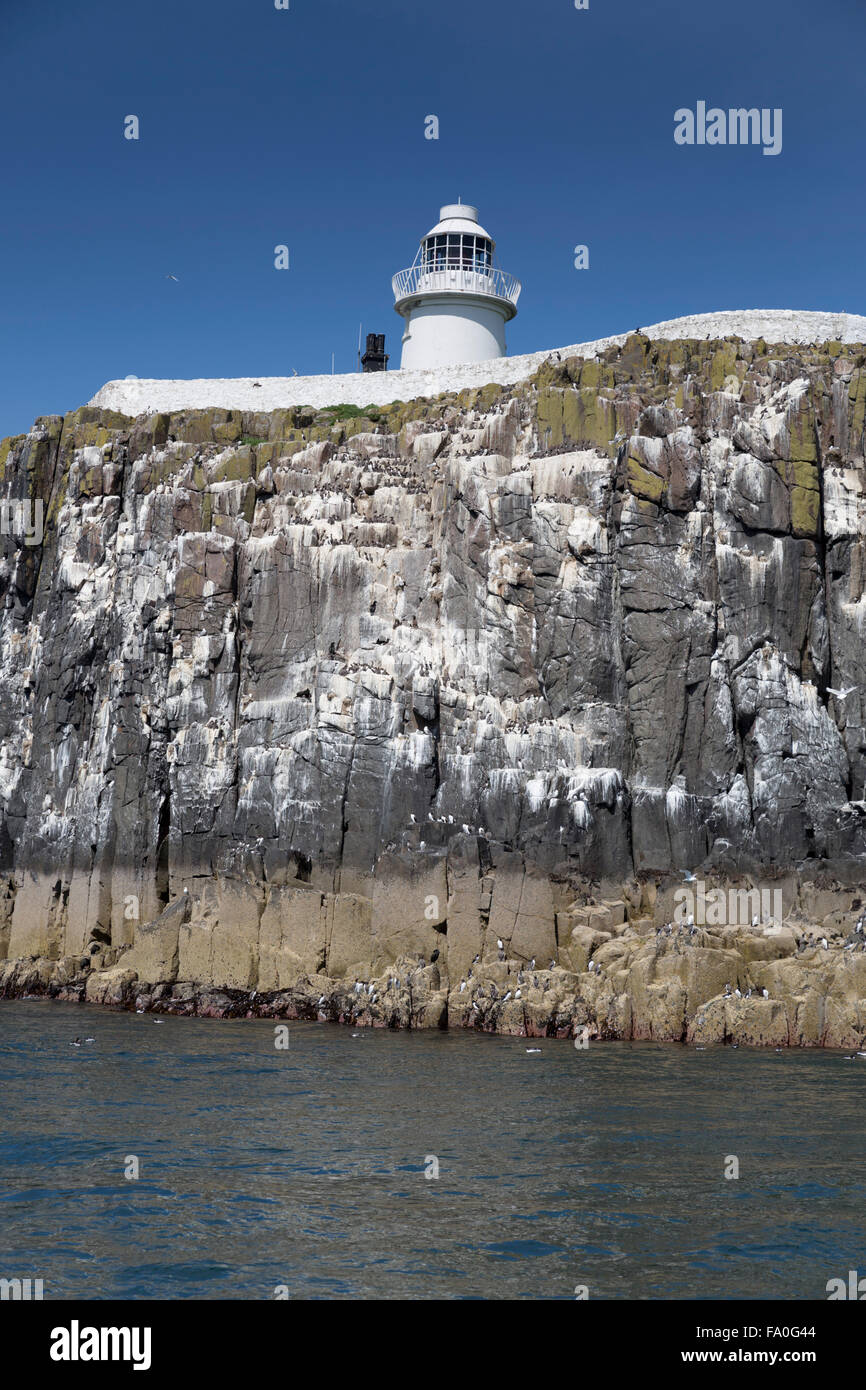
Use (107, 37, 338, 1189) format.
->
(320, 403, 383, 423)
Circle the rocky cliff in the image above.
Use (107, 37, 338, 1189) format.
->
(2, 329, 866, 1045)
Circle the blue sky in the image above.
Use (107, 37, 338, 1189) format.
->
(1, 0, 864, 438)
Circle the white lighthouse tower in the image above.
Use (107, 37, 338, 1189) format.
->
(392, 202, 521, 371)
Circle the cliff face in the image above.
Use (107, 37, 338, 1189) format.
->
(2, 331, 866, 1044)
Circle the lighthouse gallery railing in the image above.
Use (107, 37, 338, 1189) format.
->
(392, 263, 522, 307)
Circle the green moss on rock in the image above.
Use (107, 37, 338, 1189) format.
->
(788, 398, 819, 463)
(710, 344, 739, 391)
(627, 455, 665, 503)
(0, 435, 24, 477)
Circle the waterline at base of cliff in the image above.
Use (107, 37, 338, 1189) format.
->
(3, 869, 866, 1047)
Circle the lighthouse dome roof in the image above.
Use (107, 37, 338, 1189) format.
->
(423, 203, 493, 242)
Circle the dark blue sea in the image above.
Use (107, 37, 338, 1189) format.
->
(1, 999, 864, 1299)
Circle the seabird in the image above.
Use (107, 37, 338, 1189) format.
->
(525, 1047, 541, 1053)
(762, 988, 769, 998)
(497, 938, 504, 950)
(459, 979, 466, 992)
(317, 995, 326, 1006)
(827, 685, 857, 698)
(430, 948, 440, 963)
(503, 991, 512, 1002)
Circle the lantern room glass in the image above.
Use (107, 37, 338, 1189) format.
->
(423, 235, 493, 272)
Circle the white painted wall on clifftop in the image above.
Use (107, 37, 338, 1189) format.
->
(88, 310, 866, 417)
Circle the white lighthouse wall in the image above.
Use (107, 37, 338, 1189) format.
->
(399, 297, 508, 371)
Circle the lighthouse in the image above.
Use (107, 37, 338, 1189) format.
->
(392, 203, 521, 371)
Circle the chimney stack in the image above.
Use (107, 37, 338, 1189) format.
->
(361, 333, 389, 373)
